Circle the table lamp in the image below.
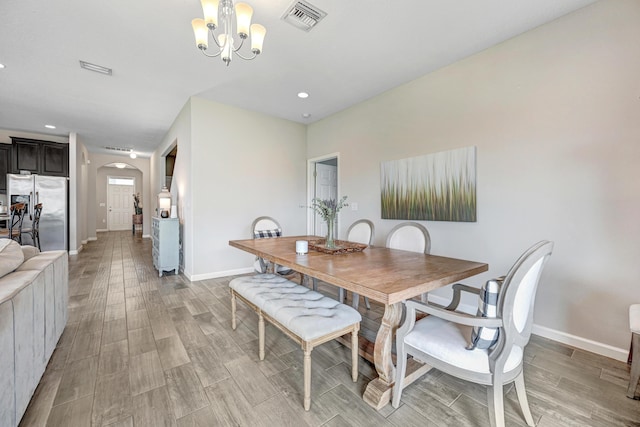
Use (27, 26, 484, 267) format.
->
(158, 186, 171, 218)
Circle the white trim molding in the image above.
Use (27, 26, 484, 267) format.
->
(186, 267, 254, 282)
(532, 324, 628, 362)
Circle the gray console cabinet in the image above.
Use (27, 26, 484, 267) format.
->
(152, 217, 179, 276)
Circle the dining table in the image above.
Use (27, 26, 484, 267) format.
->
(229, 235, 488, 409)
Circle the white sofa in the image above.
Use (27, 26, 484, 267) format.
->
(0, 240, 68, 427)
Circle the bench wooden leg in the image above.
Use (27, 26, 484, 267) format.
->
(231, 291, 237, 330)
(303, 344, 312, 411)
(352, 325, 359, 382)
(259, 312, 265, 361)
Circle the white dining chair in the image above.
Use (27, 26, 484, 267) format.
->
(251, 216, 293, 276)
(385, 222, 431, 302)
(340, 219, 375, 310)
(392, 240, 554, 427)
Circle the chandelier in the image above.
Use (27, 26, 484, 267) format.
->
(191, 0, 266, 66)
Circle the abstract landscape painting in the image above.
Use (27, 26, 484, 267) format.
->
(381, 146, 476, 222)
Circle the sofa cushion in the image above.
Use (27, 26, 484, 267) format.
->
(0, 239, 24, 279)
(0, 270, 41, 304)
(21, 245, 41, 261)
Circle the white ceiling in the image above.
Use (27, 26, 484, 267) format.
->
(0, 0, 597, 158)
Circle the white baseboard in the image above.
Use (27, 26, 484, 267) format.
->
(532, 324, 628, 362)
(69, 244, 83, 256)
(142, 234, 151, 239)
(187, 267, 253, 282)
(87, 237, 97, 241)
(425, 294, 629, 362)
(96, 229, 108, 232)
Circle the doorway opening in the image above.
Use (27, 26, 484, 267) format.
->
(307, 153, 340, 236)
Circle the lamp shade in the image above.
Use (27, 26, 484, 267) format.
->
(250, 24, 266, 53)
(192, 18, 209, 49)
(200, 0, 219, 28)
(235, 3, 253, 37)
(158, 186, 171, 212)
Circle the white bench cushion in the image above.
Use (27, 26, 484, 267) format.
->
(230, 274, 361, 341)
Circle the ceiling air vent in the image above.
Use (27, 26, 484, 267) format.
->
(281, 1, 327, 32)
(105, 146, 133, 153)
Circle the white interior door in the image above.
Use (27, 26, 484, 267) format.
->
(314, 161, 337, 236)
(108, 181, 134, 231)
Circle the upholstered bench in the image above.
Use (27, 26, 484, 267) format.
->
(229, 274, 361, 410)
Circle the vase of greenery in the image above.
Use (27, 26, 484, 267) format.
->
(311, 196, 348, 249)
(133, 193, 142, 215)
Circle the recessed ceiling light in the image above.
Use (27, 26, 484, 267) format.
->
(0, 64, 5, 69)
(129, 152, 137, 159)
(302, 113, 311, 119)
(115, 163, 126, 169)
(297, 92, 309, 99)
(45, 124, 56, 129)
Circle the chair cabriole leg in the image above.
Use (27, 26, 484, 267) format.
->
(351, 326, 359, 382)
(514, 372, 535, 426)
(231, 291, 237, 330)
(488, 383, 505, 427)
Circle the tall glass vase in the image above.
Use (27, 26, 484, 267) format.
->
(325, 217, 336, 249)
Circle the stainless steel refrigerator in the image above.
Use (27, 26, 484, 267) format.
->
(7, 174, 68, 251)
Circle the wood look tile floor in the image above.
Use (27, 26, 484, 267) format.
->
(20, 231, 640, 426)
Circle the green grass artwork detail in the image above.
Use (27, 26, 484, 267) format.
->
(381, 146, 476, 222)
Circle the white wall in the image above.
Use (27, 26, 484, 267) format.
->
(306, 0, 640, 359)
(189, 98, 307, 279)
(70, 132, 90, 254)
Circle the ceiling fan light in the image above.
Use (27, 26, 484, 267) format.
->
(250, 24, 266, 54)
(235, 3, 253, 38)
(200, 0, 219, 28)
(192, 18, 209, 49)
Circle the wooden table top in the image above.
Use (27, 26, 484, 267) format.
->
(229, 236, 488, 305)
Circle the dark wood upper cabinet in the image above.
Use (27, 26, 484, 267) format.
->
(41, 142, 69, 176)
(12, 139, 40, 174)
(10, 137, 69, 177)
(0, 144, 11, 193)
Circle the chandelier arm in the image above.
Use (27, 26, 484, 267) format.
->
(200, 48, 222, 58)
(234, 50, 258, 60)
(232, 37, 245, 53)
(209, 29, 222, 48)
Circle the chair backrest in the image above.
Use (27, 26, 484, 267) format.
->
(492, 240, 554, 360)
(9, 203, 26, 236)
(385, 222, 431, 254)
(32, 203, 43, 231)
(251, 216, 282, 239)
(346, 219, 375, 246)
